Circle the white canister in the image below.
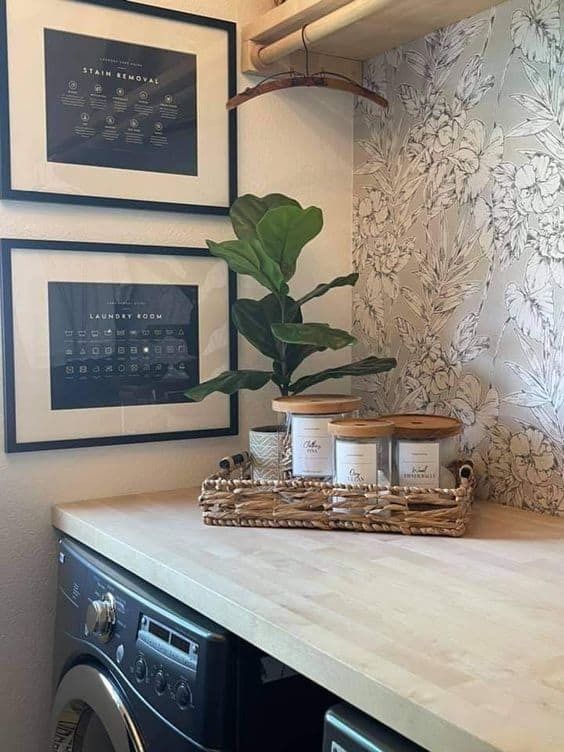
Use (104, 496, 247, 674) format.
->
(384, 414, 463, 488)
(328, 419, 393, 486)
(272, 395, 362, 480)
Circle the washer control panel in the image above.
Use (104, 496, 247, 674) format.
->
(85, 592, 117, 642)
(138, 615, 199, 673)
(131, 614, 199, 713)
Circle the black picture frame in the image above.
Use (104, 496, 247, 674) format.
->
(1, 239, 239, 452)
(0, 0, 237, 214)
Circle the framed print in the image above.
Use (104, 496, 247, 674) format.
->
(0, 0, 237, 214)
(1, 239, 238, 452)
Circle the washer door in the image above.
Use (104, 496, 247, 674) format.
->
(51, 664, 145, 752)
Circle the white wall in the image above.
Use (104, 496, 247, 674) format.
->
(0, 2, 353, 748)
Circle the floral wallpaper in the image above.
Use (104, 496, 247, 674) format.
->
(352, 0, 563, 514)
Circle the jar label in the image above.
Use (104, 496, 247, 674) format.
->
(397, 441, 440, 487)
(291, 415, 334, 477)
(335, 440, 378, 485)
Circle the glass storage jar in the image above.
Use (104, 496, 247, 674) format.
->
(384, 414, 462, 488)
(272, 395, 362, 480)
(328, 418, 393, 486)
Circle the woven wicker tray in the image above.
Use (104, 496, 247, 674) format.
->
(200, 453, 475, 537)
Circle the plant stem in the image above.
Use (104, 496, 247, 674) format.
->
(278, 294, 289, 388)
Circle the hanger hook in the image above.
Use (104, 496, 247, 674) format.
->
(301, 25, 311, 76)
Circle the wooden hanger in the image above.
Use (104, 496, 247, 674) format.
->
(227, 27, 388, 112)
(227, 72, 388, 111)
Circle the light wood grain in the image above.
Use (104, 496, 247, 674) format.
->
(244, 0, 352, 46)
(242, 0, 507, 75)
(272, 393, 362, 414)
(384, 413, 462, 440)
(53, 491, 564, 752)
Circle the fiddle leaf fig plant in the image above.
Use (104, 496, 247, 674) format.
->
(185, 193, 396, 402)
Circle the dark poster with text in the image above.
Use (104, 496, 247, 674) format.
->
(48, 282, 200, 410)
(44, 29, 197, 175)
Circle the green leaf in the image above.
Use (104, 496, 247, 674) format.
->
(233, 295, 300, 360)
(206, 238, 286, 294)
(272, 322, 356, 350)
(185, 370, 273, 402)
(285, 344, 320, 376)
(290, 356, 397, 394)
(232, 295, 313, 382)
(296, 273, 359, 306)
(206, 239, 259, 277)
(257, 205, 323, 281)
(230, 194, 301, 241)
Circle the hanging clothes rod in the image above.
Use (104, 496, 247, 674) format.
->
(251, 0, 392, 69)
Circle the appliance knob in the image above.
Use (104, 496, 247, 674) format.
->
(134, 657, 148, 682)
(175, 682, 191, 709)
(154, 670, 167, 695)
(85, 592, 116, 642)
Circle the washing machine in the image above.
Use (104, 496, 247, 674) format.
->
(51, 536, 335, 752)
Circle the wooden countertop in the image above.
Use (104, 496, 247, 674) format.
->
(53, 490, 564, 752)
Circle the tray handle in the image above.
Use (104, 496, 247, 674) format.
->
(448, 460, 475, 489)
(218, 451, 252, 478)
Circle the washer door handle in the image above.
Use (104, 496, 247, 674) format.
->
(51, 664, 145, 752)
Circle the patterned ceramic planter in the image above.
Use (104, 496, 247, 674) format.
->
(249, 425, 290, 482)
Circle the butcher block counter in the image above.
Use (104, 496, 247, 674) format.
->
(53, 489, 564, 752)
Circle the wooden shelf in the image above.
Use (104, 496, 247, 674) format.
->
(242, 0, 506, 79)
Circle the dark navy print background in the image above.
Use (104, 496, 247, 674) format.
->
(48, 282, 200, 410)
(44, 29, 197, 175)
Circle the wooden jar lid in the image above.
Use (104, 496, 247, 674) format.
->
(383, 413, 462, 440)
(328, 418, 394, 439)
(272, 394, 362, 415)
